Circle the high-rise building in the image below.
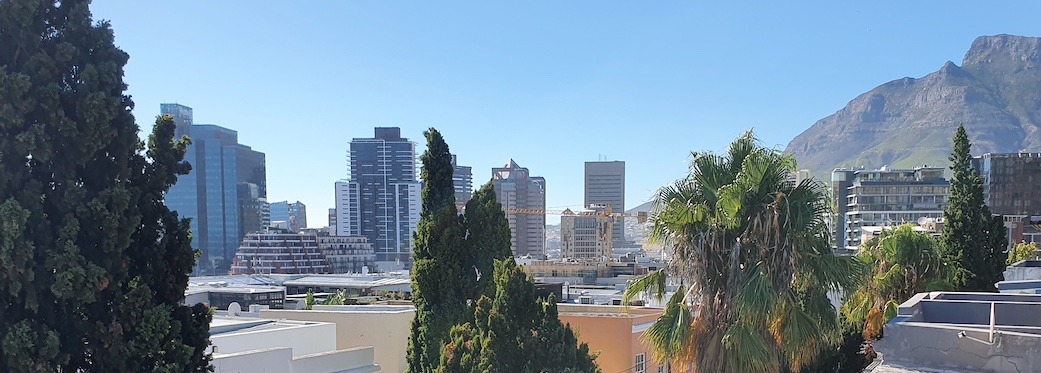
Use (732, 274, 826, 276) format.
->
(584, 161, 625, 245)
(334, 127, 420, 265)
(270, 200, 307, 232)
(841, 166, 949, 249)
(452, 154, 473, 208)
(161, 103, 267, 274)
(831, 168, 857, 250)
(492, 159, 546, 257)
(973, 153, 1041, 217)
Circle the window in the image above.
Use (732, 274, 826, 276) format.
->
(658, 364, 666, 373)
(635, 353, 645, 373)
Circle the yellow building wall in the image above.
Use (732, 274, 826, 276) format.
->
(261, 307, 414, 373)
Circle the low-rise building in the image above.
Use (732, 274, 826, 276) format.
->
(317, 236, 377, 274)
(261, 305, 415, 373)
(229, 233, 332, 275)
(210, 315, 380, 373)
(558, 304, 668, 373)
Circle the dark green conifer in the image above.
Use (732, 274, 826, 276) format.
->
(940, 124, 1007, 291)
(438, 260, 600, 373)
(407, 128, 472, 372)
(464, 182, 513, 298)
(0, 1, 210, 370)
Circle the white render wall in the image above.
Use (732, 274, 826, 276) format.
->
(211, 321, 337, 357)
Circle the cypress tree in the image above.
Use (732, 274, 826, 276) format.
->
(463, 182, 513, 298)
(407, 128, 473, 372)
(0, 1, 210, 371)
(940, 124, 1007, 291)
(438, 260, 600, 373)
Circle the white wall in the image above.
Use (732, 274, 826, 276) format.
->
(211, 322, 337, 357)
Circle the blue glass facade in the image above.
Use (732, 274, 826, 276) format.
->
(160, 104, 266, 274)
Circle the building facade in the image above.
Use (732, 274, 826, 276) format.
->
(559, 207, 612, 260)
(317, 236, 377, 274)
(452, 154, 473, 208)
(492, 159, 546, 257)
(270, 200, 307, 232)
(584, 161, 626, 246)
(973, 153, 1041, 217)
(842, 166, 949, 249)
(161, 103, 267, 274)
(831, 168, 857, 250)
(335, 127, 420, 265)
(228, 233, 331, 275)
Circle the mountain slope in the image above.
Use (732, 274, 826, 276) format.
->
(786, 34, 1041, 177)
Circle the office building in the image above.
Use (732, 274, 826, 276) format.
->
(492, 159, 546, 257)
(973, 153, 1041, 217)
(161, 103, 267, 274)
(335, 128, 420, 265)
(271, 200, 308, 232)
(585, 161, 626, 246)
(452, 154, 473, 208)
(560, 206, 611, 260)
(841, 166, 949, 249)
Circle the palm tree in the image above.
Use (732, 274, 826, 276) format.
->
(624, 131, 857, 373)
(842, 224, 954, 340)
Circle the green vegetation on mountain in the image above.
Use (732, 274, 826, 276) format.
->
(787, 35, 1041, 176)
(0, 1, 210, 371)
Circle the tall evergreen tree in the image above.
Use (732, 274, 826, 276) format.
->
(464, 182, 513, 298)
(940, 124, 1007, 291)
(408, 128, 473, 372)
(439, 260, 600, 373)
(0, 1, 210, 371)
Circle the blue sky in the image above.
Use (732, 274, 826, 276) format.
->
(90, 1, 1041, 226)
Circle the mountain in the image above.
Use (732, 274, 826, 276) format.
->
(786, 34, 1041, 177)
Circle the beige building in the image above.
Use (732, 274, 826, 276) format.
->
(261, 305, 415, 373)
(560, 206, 612, 260)
(558, 304, 667, 373)
(317, 235, 376, 274)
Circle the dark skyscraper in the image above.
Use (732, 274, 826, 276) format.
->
(334, 127, 420, 265)
(452, 154, 473, 207)
(161, 103, 267, 274)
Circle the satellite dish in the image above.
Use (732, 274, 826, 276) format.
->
(918, 217, 928, 226)
(228, 302, 241, 316)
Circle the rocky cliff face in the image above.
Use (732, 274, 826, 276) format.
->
(786, 34, 1041, 177)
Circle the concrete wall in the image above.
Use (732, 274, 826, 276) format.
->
(261, 307, 414, 373)
(876, 323, 1041, 372)
(211, 322, 337, 357)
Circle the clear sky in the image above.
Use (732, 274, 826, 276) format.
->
(90, 1, 1041, 226)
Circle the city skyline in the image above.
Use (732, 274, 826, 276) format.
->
(90, 2, 1041, 227)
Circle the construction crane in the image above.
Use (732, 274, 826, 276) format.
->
(504, 203, 649, 259)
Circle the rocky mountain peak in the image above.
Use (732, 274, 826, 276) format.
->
(963, 34, 1041, 70)
(786, 34, 1041, 179)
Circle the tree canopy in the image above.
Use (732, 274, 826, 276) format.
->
(940, 124, 1007, 291)
(624, 131, 857, 373)
(842, 224, 955, 340)
(0, 1, 210, 371)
